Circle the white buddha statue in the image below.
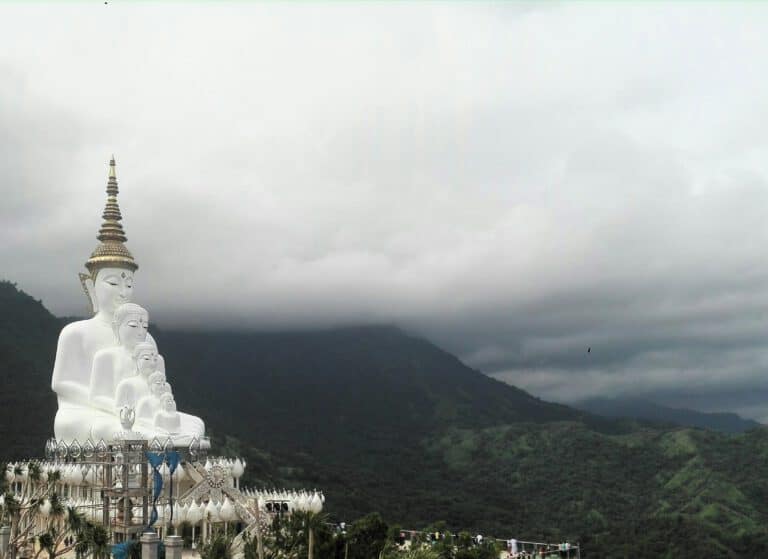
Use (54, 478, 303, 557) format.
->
(154, 393, 181, 434)
(136, 371, 167, 425)
(90, 303, 149, 414)
(51, 265, 143, 442)
(51, 157, 206, 445)
(133, 341, 160, 383)
(144, 336, 167, 378)
(114, 341, 155, 411)
(145, 327, 205, 438)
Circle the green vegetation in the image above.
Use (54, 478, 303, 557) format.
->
(575, 397, 761, 433)
(3, 280, 768, 557)
(0, 281, 58, 458)
(202, 511, 498, 559)
(1, 487, 112, 559)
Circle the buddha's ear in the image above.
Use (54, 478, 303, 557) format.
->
(79, 273, 98, 314)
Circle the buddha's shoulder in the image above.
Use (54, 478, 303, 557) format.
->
(93, 345, 121, 360)
(58, 318, 110, 346)
(58, 319, 91, 341)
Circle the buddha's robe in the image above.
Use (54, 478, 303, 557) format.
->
(154, 410, 181, 434)
(115, 375, 150, 410)
(90, 346, 137, 412)
(136, 394, 162, 425)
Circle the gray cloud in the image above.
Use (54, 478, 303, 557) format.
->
(3, 3, 768, 418)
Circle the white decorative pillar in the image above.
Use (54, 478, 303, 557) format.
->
(164, 535, 182, 559)
(0, 525, 10, 559)
(140, 531, 159, 559)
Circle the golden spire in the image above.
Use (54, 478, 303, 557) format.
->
(84, 156, 138, 275)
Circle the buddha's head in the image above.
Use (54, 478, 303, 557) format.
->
(81, 268, 135, 316)
(133, 341, 157, 377)
(80, 158, 138, 316)
(160, 393, 177, 413)
(113, 303, 149, 351)
(149, 371, 165, 397)
(162, 382, 173, 396)
(145, 337, 167, 375)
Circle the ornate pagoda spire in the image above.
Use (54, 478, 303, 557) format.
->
(84, 156, 138, 275)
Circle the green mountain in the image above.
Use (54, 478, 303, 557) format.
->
(0, 281, 58, 458)
(575, 397, 762, 434)
(3, 280, 768, 557)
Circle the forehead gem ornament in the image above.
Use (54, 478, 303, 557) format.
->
(121, 272, 126, 278)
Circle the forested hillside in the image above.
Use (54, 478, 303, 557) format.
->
(576, 397, 761, 434)
(2, 280, 768, 557)
(0, 281, 58, 457)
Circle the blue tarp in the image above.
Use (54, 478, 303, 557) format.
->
(146, 452, 164, 527)
(145, 450, 181, 527)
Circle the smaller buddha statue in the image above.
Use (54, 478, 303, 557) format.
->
(136, 371, 167, 425)
(86, 303, 149, 440)
(134, 341, 159, 382)
(89, 303, 149, 413)
(154, 393, 181, 434)
(114, 342, 155, 410)
(145, 336, 167, 378)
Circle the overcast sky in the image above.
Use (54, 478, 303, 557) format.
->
(3, 3, 768, 419)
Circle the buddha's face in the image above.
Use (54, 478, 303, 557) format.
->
(150, 375, 165, 396)
(163, 396, 177, 413)
(136, 349, 157, 376)
(94, 268, 134, 315)
(117, 313, 148, 351)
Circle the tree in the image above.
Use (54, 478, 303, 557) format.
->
(86, 524, 110, 559)
(347, 513, 388, 559)
(200, 532, 234, 559)
(241, 514, 302, 559)
(387, 550, 440, 559)
(289, 511, 329, 559)
(31, 505, 81, 559)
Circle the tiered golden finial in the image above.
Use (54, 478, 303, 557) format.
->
(84, 156, 138, 275)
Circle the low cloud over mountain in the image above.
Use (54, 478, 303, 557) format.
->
(3, 4, 768, 419)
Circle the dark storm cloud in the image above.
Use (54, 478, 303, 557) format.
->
(3, 3, 768, 418)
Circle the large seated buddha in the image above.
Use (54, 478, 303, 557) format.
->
(51, 157, 205, 446)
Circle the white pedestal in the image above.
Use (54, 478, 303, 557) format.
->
(141, 531, 159, 559)
(164, 535, 183, 559)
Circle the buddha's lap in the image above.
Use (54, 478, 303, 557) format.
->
(134, 413, 205, 436)
(55, 405, 204, 440)
(177, 411, 205, 431)
(54, 405, 118, 441)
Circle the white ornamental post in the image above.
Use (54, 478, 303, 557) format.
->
(140, 531, 159, 559)
(163, 535, 182, 559)
(0, 525, 10, 559)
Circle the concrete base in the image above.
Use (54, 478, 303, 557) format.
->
(0, 526, 10, 559)
(164, 535, 183, 559)
(141, 531, 160, 559)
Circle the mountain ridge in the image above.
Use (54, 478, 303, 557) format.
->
(4, 280, 768, 556)
(574, 396, 762, 434)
